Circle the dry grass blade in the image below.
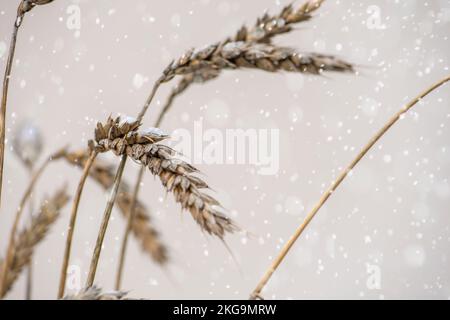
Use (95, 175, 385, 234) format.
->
(92, 116, 239, 238)
(0, 186, 69, 297)
(250, 75, 450, 300)
(62, 286, 130, 300)
(61, 149, 168, 264)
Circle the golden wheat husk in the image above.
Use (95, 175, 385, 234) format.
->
(0, 186, 69, 297)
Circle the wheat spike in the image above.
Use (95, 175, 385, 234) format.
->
(162, 41, 353, 82)
(92, 116, 239, 238)
(0, 186, 69, 296)
(61, 149, 168, 265)
(63, 286, 131, 300)
(234, 0, 324, 43)
(156, 1, 350, 124)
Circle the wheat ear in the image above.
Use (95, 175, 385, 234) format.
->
(57, 149, 98, 298)
(155, 0, 337, 125)
(85, 78, 163, 287)
(0, 147, 65, 297)
(91, 116, 239, 238)
(0, 0, 56, 209)
(250, 75, 450, 300)
(62, 285, 131, 300)
(0, 186, 69, 297)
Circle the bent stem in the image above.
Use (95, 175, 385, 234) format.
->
(57, 150, 98, 298)
(86, 78, 163, 287)
(250, 75, 450, 300)
(0, 154, 53, 297)
(114, 166, 145, 290)
(0, 15, 22, 209)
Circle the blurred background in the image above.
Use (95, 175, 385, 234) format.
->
(0, 0, 449, 299)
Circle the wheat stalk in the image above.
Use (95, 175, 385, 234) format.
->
(57, 149, 98, 299)
(0, 147, 66, 297)
(0, 0, 56, 208)
(250, 75, 450, 300)
(62, 285, 131, 300)
(0, 186, 69, 298)
(155, 0, 344, 125)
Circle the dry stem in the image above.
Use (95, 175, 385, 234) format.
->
(57, 150, 98, 299)
(0, 17, 21, 209)
(114, 166, 145, 290)
(250, 75, 450, 300)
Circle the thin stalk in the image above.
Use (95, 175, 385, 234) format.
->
(57, 150, 98, 299)
(113, 79, 166, 290)
(250, 75, 450, 300)
(0, 155, 52, 297)
(0, 15, 22, 208)
(86, 78, 163, 287)
(85, 154, 126, 287)
(114, 166, 145, 290)
(25, 165, 34, 300)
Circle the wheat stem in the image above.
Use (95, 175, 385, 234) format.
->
(0, 16, 22, 209)
(250, 75, 450, 300)
(114, 166, 145, 290)
(25, 165, 34, 300)
(57, 150, 98, 298)
(86, 78, 162, 287)
(0, 154, 52, 297)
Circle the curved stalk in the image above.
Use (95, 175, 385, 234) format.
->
(250, 75, 450, 300)
(57, 150, 98, 298)
(114, 166, 145, 290)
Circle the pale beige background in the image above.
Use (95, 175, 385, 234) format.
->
(1, 0, 449, 299)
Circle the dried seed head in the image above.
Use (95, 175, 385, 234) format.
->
(63, 286, 131, 300)
(0, 186, 69, 296)
(12, 120, 43, 169)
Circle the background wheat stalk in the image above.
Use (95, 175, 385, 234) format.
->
(0, 186, 69, 298)
(250, 74, 450, 300)
(0, 0, 56, 209)
(0, 147, 65, 296)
